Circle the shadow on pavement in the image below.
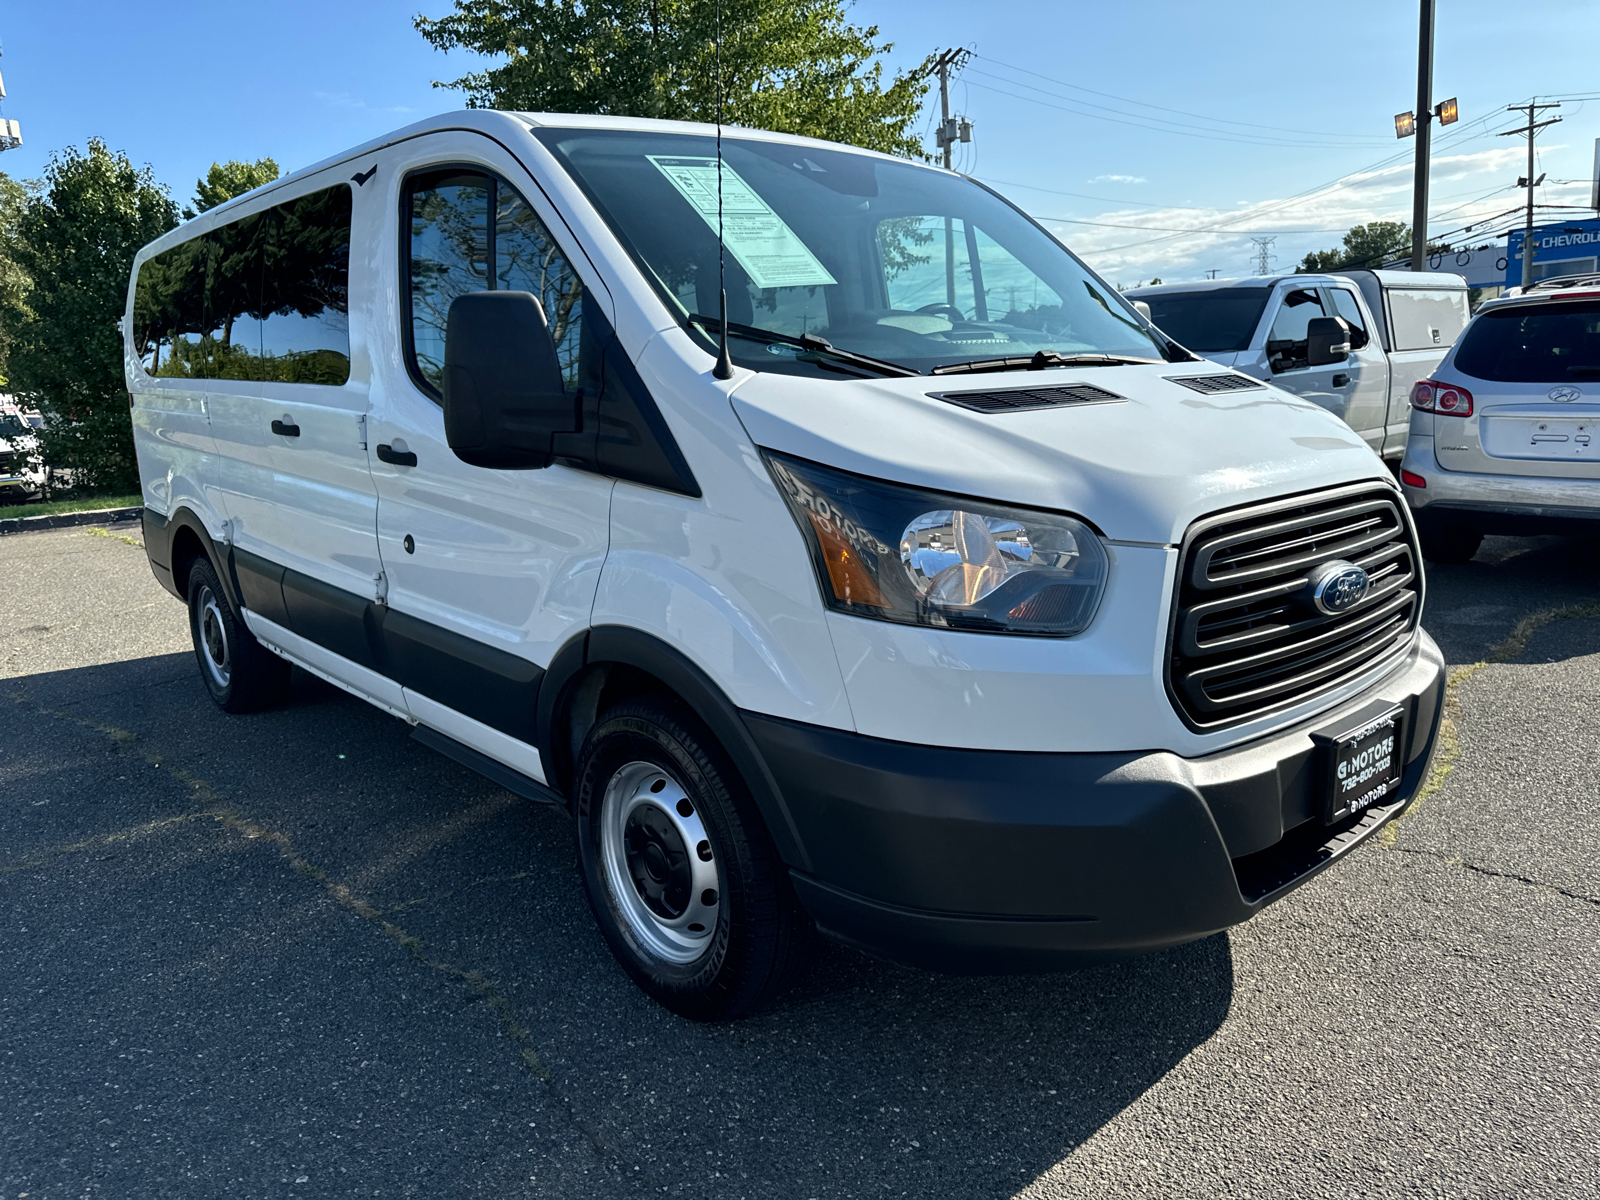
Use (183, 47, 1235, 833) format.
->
(2, 651, 1236, 1198)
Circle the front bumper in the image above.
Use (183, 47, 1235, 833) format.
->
(1402, 441, 1600, 537)
(748, 633, 1446, 972)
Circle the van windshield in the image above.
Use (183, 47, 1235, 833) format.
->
(1134, 288, 1270, 353)
(535, 128, 1167, 376)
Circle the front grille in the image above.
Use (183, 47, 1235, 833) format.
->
(1165, 373, 1264, 394)
(930, 383, 1125, 414)
(1167, 483, 1421, 730)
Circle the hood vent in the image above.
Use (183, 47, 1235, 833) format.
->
(1167, 373, 1265, 394)
(929, 383, 1126, 414)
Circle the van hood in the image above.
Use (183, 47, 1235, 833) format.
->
(730, 363, 1387, 545)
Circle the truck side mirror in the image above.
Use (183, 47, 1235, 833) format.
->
(442, 290, 575, 469)
(1305, 316, 1352, 367)
(1132, 300, 1152, 321)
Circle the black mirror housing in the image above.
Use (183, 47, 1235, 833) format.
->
(443, 290, 574, 469)
(1305, 315, 1352, 367)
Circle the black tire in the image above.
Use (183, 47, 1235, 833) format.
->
(186, 556, 290, 713)
(1419, 524, 1483, 565)
(573, 696, 810, 1020)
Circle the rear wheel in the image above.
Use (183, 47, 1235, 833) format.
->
(1419, 524, 1483, 565)
(573, 696, 810, 1020)
(186, 557, 290, 712)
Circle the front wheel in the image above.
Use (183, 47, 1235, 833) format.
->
(573, 697, 810, 1020)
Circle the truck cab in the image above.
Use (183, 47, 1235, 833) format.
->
(1127, 271, 1469, 463)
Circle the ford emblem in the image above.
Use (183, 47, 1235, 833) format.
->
(1307, 560, 1370, 616)
(1548, 385, 1582, 403)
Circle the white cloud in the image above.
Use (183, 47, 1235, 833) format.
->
(1090, 174, 1147, 184)
(1023, 145, 1566, 284)
(313, 91, 415, 116)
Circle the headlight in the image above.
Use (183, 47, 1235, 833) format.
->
(765, 451, 1108, 636)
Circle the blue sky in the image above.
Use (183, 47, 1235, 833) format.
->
(2, 0, 1597, 283)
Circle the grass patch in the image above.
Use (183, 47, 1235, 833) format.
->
(0, 493, 142, 520)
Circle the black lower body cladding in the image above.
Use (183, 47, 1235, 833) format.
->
(751, 637, 1445, 973)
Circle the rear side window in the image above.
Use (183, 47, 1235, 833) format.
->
(131, 184, 352, 385)
(404, 168, 584, 398)
(1387, 287, 1468, 352)
(1139, 288, 1270, 353)
(1452, 301, 1600, 383)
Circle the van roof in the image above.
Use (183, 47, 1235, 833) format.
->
(145, 109, 919, 255)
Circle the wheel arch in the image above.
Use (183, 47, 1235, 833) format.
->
(536, 625, 812, 872)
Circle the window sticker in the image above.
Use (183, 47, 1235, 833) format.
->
(647, 155, 837, 290)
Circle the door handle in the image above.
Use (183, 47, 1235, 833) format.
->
(270, 419, 301, 437)
(1331, 373, 1350, 388)
(376, 443, 418, 468)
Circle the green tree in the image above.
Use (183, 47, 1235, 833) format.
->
(190, 156, 280, 216)
(1298, 220, 1453, 273)
(0, 171, 38, 388)
(413, 0, 933, 158)
(4, 139, 178, 491)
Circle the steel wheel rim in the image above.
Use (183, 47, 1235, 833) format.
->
(197, 585, 231, 690)
(599, 760, 720, 965)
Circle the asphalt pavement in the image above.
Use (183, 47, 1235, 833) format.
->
(1, 520, 1596, 1199)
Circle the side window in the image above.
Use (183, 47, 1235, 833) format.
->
(258, 186, 354, 385)
(131, 183, 352, 386)
(1387, 288, 1469, 351)
(1328, 288, 1370, 350)
(1266, 288, 1326, 372)
(405, 168, 584, 397)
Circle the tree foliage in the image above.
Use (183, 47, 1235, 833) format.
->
(413, 0, 932, 158)
(0, 171, 38, 387)
(192, 157, 281, 216)
(3, 139, 177, 491)
(1298, 221, 1451, 273)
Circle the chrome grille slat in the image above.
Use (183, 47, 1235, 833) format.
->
(1167, 483, 1423, 729)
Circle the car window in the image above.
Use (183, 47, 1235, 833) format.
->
(536, 128, 1165, 376)
(1327, 288, 1371, 350)
(1266, 288, 1325, 371)
(405, 168, 583, 397)
(1137, 288, 1270, 353)
(1451, 300, 1600, 383)
(132, 184, 352, 385)
(1387, 287, 1468, 352)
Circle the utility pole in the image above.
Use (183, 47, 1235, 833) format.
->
(1408, 0, 1435, 272)
(929, 48, 972, 310)
(0, 41, 22, 152)
(1249, 237, 1277, 277)
(1205, 269, 1220, 280)
(1501, 99, 1561, 287)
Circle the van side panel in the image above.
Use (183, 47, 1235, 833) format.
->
(591, 332, 855, 731)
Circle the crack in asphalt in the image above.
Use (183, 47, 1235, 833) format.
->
(1390, 845, 1600, 909)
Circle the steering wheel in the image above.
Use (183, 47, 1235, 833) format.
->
(915, 303, 965, 321)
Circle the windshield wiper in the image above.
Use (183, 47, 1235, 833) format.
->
(930, 350, 1164, 376)
(686, 314, 919, 378)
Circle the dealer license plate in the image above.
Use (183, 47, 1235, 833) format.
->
(1321, 707, 1405, 824)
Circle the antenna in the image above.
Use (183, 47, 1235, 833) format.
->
(712, 0, 734, 381)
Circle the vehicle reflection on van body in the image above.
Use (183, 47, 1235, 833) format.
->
(124, 112, 1445, 1019)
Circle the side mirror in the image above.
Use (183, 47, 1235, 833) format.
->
(1132, 300, 1153, 321)
(1305, 315, 1352, 367)
(443, 290, 574, 469)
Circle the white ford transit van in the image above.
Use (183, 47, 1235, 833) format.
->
(125, 111, 1445, 1019)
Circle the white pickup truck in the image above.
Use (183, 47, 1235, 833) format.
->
(1127, 270, 1470, 463)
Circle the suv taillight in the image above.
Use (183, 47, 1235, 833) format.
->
(1411, 380, 1474, 416)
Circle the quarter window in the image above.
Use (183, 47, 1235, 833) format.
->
(1327, 289, 1370, 350)
(405, 169, 583, 397)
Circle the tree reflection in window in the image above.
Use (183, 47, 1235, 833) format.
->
(406, 169, 583, 397)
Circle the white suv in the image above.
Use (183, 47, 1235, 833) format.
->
(1401, 274, 1600, 562)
